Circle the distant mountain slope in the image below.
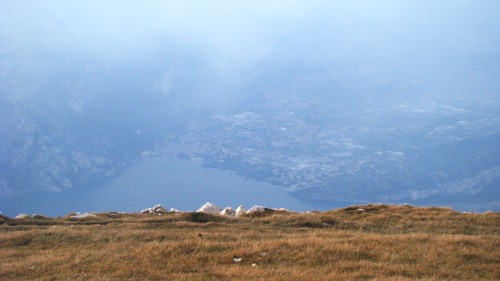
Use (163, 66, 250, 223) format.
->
(1, 1, 499, 212)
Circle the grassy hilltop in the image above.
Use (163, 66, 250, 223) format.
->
(1, 204, 499, 280)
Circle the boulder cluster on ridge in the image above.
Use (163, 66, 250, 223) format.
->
(196, 202, 287, 217)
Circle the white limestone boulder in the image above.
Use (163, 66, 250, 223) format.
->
(15, 213, 30, 219)
(153, 204, 167, 213)
(197, 202, 221, 215)
(140, 208, 154, 214)
(70, 212, 97, 219)
(235, 205, 246, 217)
(219, 207, 236, 216)
(246, 205, 266, 214)
(141, 204, 167, 214)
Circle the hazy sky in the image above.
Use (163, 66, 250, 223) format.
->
(1, 0, 498, 115)
(3, 1, 499, 72)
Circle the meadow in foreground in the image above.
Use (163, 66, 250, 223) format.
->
(1, 204, 498, 280)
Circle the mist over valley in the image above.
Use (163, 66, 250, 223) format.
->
(1, 1, 499, 215)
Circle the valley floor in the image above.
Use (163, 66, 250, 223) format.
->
(1, 205, 499, 280)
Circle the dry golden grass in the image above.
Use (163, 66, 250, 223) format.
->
(1, 205, 499, 280)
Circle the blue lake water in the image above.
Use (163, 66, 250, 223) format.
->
(0, 156, 342, 217)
